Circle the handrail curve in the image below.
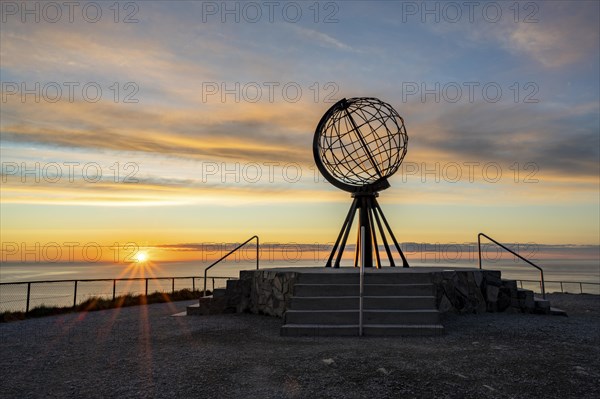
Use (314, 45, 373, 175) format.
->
(478, 233, 546, 299)
(203, 235, 259, 296)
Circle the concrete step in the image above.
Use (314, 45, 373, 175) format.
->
(290, 296, 436, 310)
(297, 272, 432, 285)
(516, 288, 535, 311)
(213, 288, 227, 298)
(533, 297, 551, 314)
(186, 296, 233, 315)
(186, 303, 202, 315)
(293, 283, 435, 297)
(501, 279, 518, 290)
(280, 324, 445, 337)
(284, 309, 440, 325)
(226, 279, 240, 290)
(550, 307, 568, 317)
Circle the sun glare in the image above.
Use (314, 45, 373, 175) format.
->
(135, 252, 148, 263)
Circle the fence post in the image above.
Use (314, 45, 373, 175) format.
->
(172, 278, 175, 294)
(73, 281, 78, 307)
(113, 280, 116, 300)
(145, 278, 148, 296)
(560, 282, 563, 293)
(26, 282, 31, 314)
(580, 282, 583, 294)
(192, 277, 195, 292)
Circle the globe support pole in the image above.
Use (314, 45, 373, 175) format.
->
(325, 192, 410, 268)
(358, 194, 374, 268)
(373, 198, 410, 268)
(325, 197, 359, 268)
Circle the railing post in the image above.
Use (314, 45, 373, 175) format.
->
(145, 278, 148, 296)
(212, 278, 215, 292)
(560, 282, 563, 293)
(580, 282, 583, 294)
(192, 277, 195, 292)
(172, 278, 175, 294)
(477, 234, 482, 269)
(113, 280, 116, 300)
(256, 236, 259, 270)
(359, 226, 365, 337)
(73, 281, 78, 308)
(26, 282, 31, 314)
(540, 271, 546, 299)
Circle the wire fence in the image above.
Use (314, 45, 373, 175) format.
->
(0, 276, 232, 313)
(516, 279, 599, 296)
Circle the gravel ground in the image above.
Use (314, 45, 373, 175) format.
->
(0, 293, 598, 399)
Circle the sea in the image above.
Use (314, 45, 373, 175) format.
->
(1, 258, 598, 313)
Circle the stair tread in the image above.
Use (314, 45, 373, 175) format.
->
(364, 324, 444, 328)
(281, 324, 444, 328)
(295, 283, 433, 286)
(291, 295, 435, 299)
(285, 309, 439, 313)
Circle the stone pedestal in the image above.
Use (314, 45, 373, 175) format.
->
(188, 267, 546, 317)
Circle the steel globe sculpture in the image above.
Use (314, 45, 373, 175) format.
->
(314, 97, 410, 268)
(314, 97, 408, 193)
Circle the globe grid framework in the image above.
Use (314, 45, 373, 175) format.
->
(313, 97, 408, 193)
(313, 97, 410, 268)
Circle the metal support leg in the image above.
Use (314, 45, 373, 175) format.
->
(359, 196, 373, 267)
(354, 220, 361, 267)
(334, 199, 358, 268)
(374, 198, 409, 267)
(326, 198, 358, 268)
(372, 204, 395, 266)
(325, 193, 407, 268)
(367, 198, 381, 269)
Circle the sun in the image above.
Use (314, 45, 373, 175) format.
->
(135, 252, 149, 263)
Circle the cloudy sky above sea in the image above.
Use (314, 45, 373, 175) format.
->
(1, 1, 598, 264)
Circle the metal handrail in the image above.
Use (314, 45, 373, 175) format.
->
(516, 279, 599, 294)
(1, 276, 202, 285)
(478, 232, 546, 299)
(203, 235, 259, 296)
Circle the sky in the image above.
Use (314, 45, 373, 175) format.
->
(1, 1, 599, 264)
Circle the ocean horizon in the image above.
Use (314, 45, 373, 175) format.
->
(1, 258, 599, 283)
(1, 258, 598, 313)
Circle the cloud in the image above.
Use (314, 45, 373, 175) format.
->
(506, 4, 600, 68)
(0, 97, 323, 164)
(1, 1, 598, 213)
(422, 1, 599, 69)
(0, 24, 216, 98)
(406, 101, 600, 179)
(0, 172, 340, 206)
(291, 26, 355, 51)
